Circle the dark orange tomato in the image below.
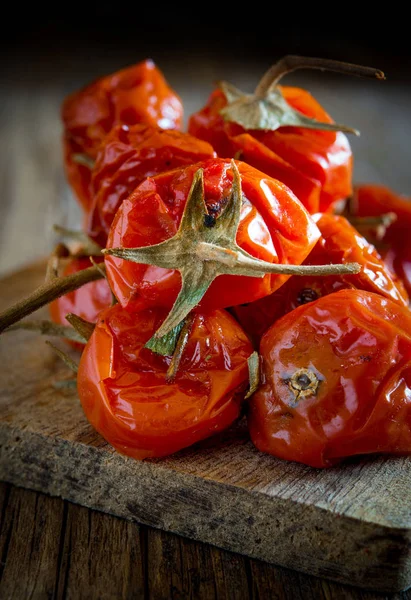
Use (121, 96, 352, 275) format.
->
(49, 257, 112, 348)
(104, 158, 321, 313)
(77, 303, 253, 459)
(248, 289, 411, 468)
(352, 184, 411, 296)
(62, 59, 183, 211)
(232, 213, 409, 345)
(87, 124, 216, 246)
(188, 87, 352, 214)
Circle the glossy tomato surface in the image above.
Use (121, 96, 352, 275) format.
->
(353, 184, 411, 296)
(62, 59, 183, 210)
(248, 289, 411, 468)
(104, 158, 321, 313)
(188, 87, 352, 214)
(88, 124, 216, 246)
(77, 304, 253, 459)
(49, 257, 112, 348)
(232, 213, 409, 344)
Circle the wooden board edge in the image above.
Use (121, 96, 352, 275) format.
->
(0, 422, 410, 592)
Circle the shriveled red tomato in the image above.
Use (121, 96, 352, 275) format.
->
(62, 59, 183, 211)
(77, 303, 253, 459)
(351, 184, 411, 296)
(232, 213, 409, 344)
(248, 289, 411, 468)
(188, 87, 352, 214)
(104, 158, 321, 313)
(49, 257, 112, 348)
(87, 124, 216, 246)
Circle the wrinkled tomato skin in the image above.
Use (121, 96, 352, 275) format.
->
(248, 289, 411, 468)
(353, 184, 411, 296)
(188, 87, 352, 214)
(232, 213, 409, 345)
(62, 59, 183, 211)
(77, 304, 253, 459)
(49, 257, 112, 349)
(87, 124, 216, 246)
(104, 158, 321, 312)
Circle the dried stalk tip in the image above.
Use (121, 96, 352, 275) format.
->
(65, 313, 95, 342)
(245, 351, 260, 399)
(45, 243, 71, 282)
(71, 153, 95, 169)
(53, 225, 102, 257)
(219, 56, 384, 135)
(53, 379, 78, 391)
(165, 315, 195, 380)
(0, 263, 106, 333)
(45, 341, 79, 373)
(4, 320, 87, 343)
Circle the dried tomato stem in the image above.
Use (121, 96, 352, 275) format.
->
(45, 341, 79, 373)
(105, 161, 361, 341)
(45, 243, 70, 282)
(4, 320, 86, 343)
(245, 352, 260, 399)
(0, 264, 105, 334)
(65, 313, 95, 342)
(348, 213, 397, 228)
(53, 225, 102, 257)
(193, 242, 361, 277)
(71, 153, 95, 169)
(255, 56, 386, 97)
(165, 315, 195, 382)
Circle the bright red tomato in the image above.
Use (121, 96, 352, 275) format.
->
(77, 303, 253, 459)
(248, 289, 411, 468)
(62, 59, 183, 211)
(232, 213, 409, 344)
(87, 123, 216, 246)
(188, 87, 352, 214)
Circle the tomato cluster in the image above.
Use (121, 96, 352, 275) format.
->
(32, 57, 411, 465)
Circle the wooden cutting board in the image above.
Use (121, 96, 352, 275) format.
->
(0, 261, 410, 593)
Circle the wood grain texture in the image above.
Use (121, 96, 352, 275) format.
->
(0, 262, 410, 594)
(1, 483, 411, 600)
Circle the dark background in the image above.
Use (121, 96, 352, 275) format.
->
(2, 8, 411, 81)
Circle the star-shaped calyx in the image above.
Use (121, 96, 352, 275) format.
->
(104, 160, 360, 355)
(218, 55, 385, 134)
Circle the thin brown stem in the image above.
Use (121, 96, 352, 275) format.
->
(53, 379, 77, 390)
(348, 213, 397, 228)
(0, 264, 106, 334)
(255, 55, 385, 97)
(89, 256, 117, 305)
(65, 313, 95, 342)
(45, 243, 70, 282)
(4, 320, 86, 343)
(71, 153, 95, 169)
(165, 315, 195, 382)
(53, 225, 102, 257)
(45, 341, 79, 373)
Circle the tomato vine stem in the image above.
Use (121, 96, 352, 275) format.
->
(105, 161, 361, 343)
(0, 264, 105, 334)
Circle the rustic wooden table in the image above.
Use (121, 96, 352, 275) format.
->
(1, 48, 411, 599)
